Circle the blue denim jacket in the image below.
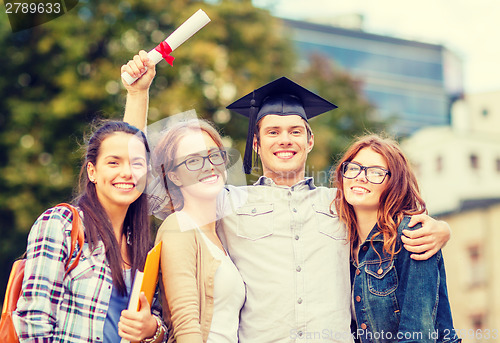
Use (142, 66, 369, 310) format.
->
(351, 216, 461, 343)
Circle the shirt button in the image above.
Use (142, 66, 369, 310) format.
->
(296, 266, 302, 272)
(377, 268, 383, 275)
(298, 331, 303, 337)
(292, 208, 297, 213)
(362, 246, 368, 251)
(294, 235, 300, 240)
(356, 269, 361, 275)
(297, 298, 303, 304)
(360, 323, 367, 330)
(356, 296, 361, 302)
(251, 208, 256, 214)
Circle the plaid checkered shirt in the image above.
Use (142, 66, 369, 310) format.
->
(13, 206, 166, 343)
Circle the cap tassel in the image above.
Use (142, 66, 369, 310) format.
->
(243, 97, 257, 174)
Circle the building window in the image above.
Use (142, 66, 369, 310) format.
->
(470, 154, 479, 170)
(436, 156, 443, 173)
(470, 313, 486, 342)
(468, 245, 485, 288)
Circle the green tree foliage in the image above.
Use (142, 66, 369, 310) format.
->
(0, 0, 387, 299)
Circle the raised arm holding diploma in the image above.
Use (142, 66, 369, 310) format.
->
(121, 9, 211, 85)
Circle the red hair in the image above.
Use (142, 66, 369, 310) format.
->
(331, 134, 426, 261)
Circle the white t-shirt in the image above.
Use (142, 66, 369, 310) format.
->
(187, 212, 246, 343)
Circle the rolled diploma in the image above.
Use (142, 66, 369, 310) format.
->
(121, 9, 211, 85)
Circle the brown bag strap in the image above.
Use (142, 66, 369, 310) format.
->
(1, 259, 26, 315)
(55, 203, 85, 276)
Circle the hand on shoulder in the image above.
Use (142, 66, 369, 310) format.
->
(401, 214, 451, 261)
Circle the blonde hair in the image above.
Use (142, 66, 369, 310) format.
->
(152, 119, 224, 212)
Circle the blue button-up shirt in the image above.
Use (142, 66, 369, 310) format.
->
(217, 176, 352, 343)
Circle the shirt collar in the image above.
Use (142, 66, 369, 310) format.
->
(254, 175, 316, 190)
(365, 223, 385, 242)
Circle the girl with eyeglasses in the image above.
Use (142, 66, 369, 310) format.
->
(151, 119, 245, 343)
(332, 134, 460, 343)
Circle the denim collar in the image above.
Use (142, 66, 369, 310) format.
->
(364, 223, 385, 242)
(254, 176, 316, 190)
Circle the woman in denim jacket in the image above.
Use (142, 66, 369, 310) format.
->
(332, 134, 460, 343)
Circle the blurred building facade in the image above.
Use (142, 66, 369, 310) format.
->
(401, 91, 500, 215)
(402, 90, 500, 338)
(440, 200, 500, 339)
(282, 18, 464, 136)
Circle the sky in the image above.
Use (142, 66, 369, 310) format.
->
(254, 0, 500, 93)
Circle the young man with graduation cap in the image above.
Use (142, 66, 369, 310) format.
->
(121, 53, 451, 343)
(217, 76, 354, 342)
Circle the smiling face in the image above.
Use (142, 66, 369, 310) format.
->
(87, 132, 147, 213)
(167, 130, 226, 203)
(343, 147, 389, 214)
(254, 114, 313, 185)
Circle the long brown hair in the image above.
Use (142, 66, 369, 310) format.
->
(151, 119, 225, 213)
(75, 120, 151, 296)
(331, 134, 426, 261)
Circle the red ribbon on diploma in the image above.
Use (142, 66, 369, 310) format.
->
(155, 41, 175, 66)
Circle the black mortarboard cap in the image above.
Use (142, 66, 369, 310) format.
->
(226, 77, 337, 174)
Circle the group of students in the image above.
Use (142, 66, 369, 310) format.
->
(11, 50, 461, 343)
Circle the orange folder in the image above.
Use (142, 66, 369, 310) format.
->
(121, 241, 162, 343)
(137, 241, 162, 309)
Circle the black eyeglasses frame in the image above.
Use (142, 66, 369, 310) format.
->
(341, 161, 391, 184)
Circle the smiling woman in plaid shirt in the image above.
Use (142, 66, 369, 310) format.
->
(12, 121, 167, 343)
